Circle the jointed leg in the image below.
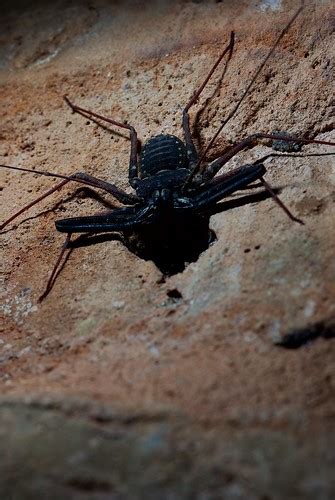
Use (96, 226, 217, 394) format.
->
(253, 151, 335, 164)
(259, 177, 303, 224)
(64, 96, 141, 188)
(197, 133, 335, 184)
(0, 167, 139, 231)
(39, 233, 72, 301)
(1, 178, 69, 231)
(189, 161, 303, 223)
(39, 203, 155, 299)
(197, 3, 305, 164)
(182, 32, 235, 168)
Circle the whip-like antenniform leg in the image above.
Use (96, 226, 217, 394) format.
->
(186, 2, 305, 184)
(0, 167, 138, 231)
(199, 134, 335, 183)
(182, 32, 235, 168)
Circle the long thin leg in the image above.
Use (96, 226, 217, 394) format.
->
(0, 167, 139, 231)
(253, 151, 335, 164)
(1, 178, 69, 230)
(188, 162, 303, 223)
(64, 96, 141, 188)
(182, 32, 235, 168)
(1, 165, 138, 204)
(39, 233, 72, 302)
(260, 176, 303, 224)
(199, 2, 304, 162)
(192, 133, 335, 184)
(39, 229, 130, 300)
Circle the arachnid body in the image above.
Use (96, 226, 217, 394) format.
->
(1, 3, 334, 300)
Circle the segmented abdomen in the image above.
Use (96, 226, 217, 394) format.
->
(140, 134, 188, 178)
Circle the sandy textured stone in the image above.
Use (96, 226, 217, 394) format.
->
(0, 0, 334, 498)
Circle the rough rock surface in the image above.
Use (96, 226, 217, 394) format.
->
(0, 0, 334, 498)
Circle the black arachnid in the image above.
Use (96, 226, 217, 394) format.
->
(1, 3, 334, 300)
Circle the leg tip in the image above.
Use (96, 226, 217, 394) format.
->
(63, 95, 75, 111)
(293, 216, 305, 225)
(37, 292, 46, 303)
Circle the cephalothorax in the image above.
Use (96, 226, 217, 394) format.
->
(1, 3, 334, 299)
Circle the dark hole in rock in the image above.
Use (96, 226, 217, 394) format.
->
(122, 212, 216, 276)
(69, 191, 276, 278)
(276, 320, 335, 349)
(167, 288, 183, 300)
